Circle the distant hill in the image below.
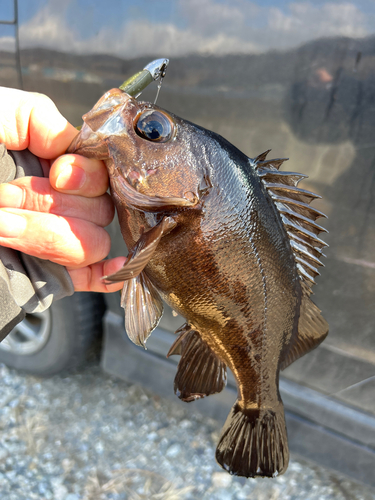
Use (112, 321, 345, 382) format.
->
(1, 34, 374, 92)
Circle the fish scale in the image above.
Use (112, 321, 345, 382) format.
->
(68, 87, 328, 479)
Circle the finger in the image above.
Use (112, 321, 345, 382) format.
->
(0, 177, 114, 228)
(0, 87, 77, 158)
(68, 257, 127, 292)
(0, 208, 111, 268)
(50, 154, 109, 197)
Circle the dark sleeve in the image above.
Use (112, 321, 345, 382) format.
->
(0, 144, 74, 342)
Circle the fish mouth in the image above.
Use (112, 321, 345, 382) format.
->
(67, 123, 105, 157)
(66, 89, 137, 159)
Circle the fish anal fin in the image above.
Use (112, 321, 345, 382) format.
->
(166, 323, 191, 357)
(103, 216, 176, 283)
(280, 289, 329, 370)
(121, 272, 163, 348)
(170, 327, 227, 402)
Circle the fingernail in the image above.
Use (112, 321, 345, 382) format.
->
(55, 165, 86, 191)
(0, 184, 24, 208)
(0, 210, 27, 237)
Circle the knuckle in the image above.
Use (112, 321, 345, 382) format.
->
(36, 191, 54, 213)
(26, 180, 55, 214)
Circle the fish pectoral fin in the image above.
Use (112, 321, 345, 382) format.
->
(120, 272, 163, 348)
(167, 326, 227, 402)
(103, 216, 177, 283)
(103, 216, 175, 347)
(280, 283, 329, 370)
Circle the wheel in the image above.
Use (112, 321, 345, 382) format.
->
(0, 292, 106, 376)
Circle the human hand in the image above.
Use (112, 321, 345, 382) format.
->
(0, 87, 125, 292)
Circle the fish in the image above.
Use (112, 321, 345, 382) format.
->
(67, 87, 329, 478)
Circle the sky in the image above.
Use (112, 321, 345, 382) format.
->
(1, 0, 375, 57)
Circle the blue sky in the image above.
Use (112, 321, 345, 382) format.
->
(1, 0, 374, 57)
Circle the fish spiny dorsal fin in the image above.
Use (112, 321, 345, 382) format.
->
(257, 170, 307, 187)
(256, 158, 289, 171)
(254, 149, 272, 163)
(253, 152, 328, 292)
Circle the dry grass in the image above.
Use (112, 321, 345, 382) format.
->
(13, 401, 48, 454)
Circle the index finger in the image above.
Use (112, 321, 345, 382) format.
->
(0, 87, 78, 159)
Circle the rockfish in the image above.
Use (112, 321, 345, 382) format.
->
(68, 88, 328, 478)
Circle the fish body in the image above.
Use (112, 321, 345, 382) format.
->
(68, 88, 328, 478)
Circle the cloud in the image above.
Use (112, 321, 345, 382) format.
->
(267, 2, 367, 46)
(17, 0, 262, 57)
(13, 0, 371, 58)
(0, 36, 16, 52)
(178, 0, 260, 38)
(18, 1, 74, 51)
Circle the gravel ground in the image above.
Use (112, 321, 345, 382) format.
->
(0, 361, 374, 500)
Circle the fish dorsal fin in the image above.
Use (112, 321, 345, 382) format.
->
(280, 282, 329, 370)
(257, 157, 289, 171)
(254, 149, 272, 163)
(167, 324, 227, 402)
(253, 153, 328, 294)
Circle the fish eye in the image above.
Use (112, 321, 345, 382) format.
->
(135, 110, 174, 142)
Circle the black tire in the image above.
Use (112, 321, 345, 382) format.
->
(0, 292, 106, 376)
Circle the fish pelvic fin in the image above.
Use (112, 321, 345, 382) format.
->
(253, 153, 328, 294)
(120, 272, 163, 349)
(167, 325, 227, 402)
(280, 282, 328, 370)
(216, 401, 289, 478)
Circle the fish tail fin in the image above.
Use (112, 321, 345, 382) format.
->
(215, 401, 289, 478)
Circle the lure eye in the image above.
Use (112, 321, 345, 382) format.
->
(135, 110, 174, 142)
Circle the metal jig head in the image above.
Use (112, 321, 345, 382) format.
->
(76, 58, 169, 130)
(119, 58, 169, 103)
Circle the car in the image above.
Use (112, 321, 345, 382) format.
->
(0, 292, 105, 375)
